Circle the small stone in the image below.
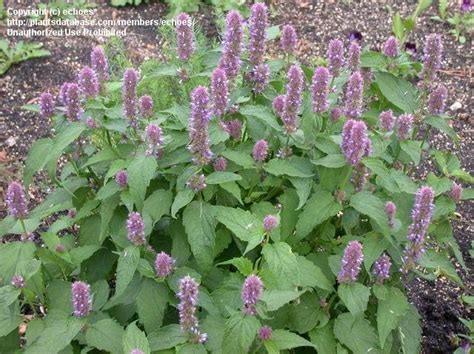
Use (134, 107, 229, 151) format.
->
(449, 101, 462, 111)
(6, 136, 16, 147)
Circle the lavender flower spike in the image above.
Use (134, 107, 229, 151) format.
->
(187, 174, 207, 193)
(155, 251, 176, 277)
(249, 3, 268, 66)
(348, 41, 361, 72)
(372, 254, 392, 283)
(176, 13, 195, 62)
(126, 212, 146, 246)
(344, 71, 364, 119)
(341, 119, 370, 166)
(177, 276, 208, 344)
(379, 110, 395, 132)
(189, 86, 213, 165)
(251, 63, 270, 94)
(71, 281, 92, 318)
(6, 181, 28, 219)
(311, 67, 330, 113)
(385, 201, 397, 229)
(421, 34, 443, 81)
(211, 68, 229, 117)
(139, 95, 153, 119)
(272, 95, 285, 117)
(383, 36, 400, 58)
(122, 68, 139, 122)
(115, 170, 128, 189)
(39, 92, 54, 119)
(66, 83, 82, 121)
(449, 181, 463, 203)
(258, 326, 272, 341)
(241, 274, 263, 315)
(401, 186, 435, 273)
(281, 24, 297, 55)
(91, 46, 110, 82)
(396, 113, 414, 140)
(218, 11, 244, 79)
(263, 215, 278, 233)
(78, 66, 99, 98)
(145, 123, 163, 157)
(282, 64, 304, 133)
(253, 139, 269, 162)
(337, 240, 364, 284)
(327, 39, 344, 77)
(213, 156, 227, 172)
(427, 85, 448, 115)
(222, 119, 242, 140)
(330, 107, 342, 122)
(60, 83, 71, 106)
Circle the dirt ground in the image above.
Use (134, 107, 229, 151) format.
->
(0, 0, 472, 352)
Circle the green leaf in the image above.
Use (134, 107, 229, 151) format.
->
(288, 177, 312, 210)
(425, 115, 458, 141)
(262, 242, 299, 289)
(143, 189, 173, 223)
(220, 181, 243, 204)
(113, 246, 140, 299)
(171, 189, 195, 218)
(338, 283, 370, 316)
(400, 140, 422, 165)
(240, 105, 281, 131)
(392, 11, 404, 41)
(183, 201, 216, 271)
(0, 286, 21, 308)
(136, 279, 170, 333)
(399, 304, 422, 354)
(218, 257, 254, 276)
(86, 318, 125, 353)
(24, 138, 53, 187)
(222, 312, 260, 354)
(149, 325, 187, 351)
(296, 255, 333, 291)
(0, 241, 36, 282)
(264, 156, 314, 178)
(312, 154, 346, 168)
(206, 171, 242, 184)
(261, 289, 305, 311)
(350, 192, 390, 234)
(123, 321, 150, 354)
(375, 286, 410, 348)
(128, 155, 157, 210)
(271, 329, 317, 350)
(221, 150, 254, 169)
(334, 313, 379, 354)
(375, 72, 418, 113)
(295, 189, 342, 240)
(0, 302, 22, 337)
(360, 51, 388, 68)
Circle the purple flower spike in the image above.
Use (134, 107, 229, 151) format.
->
(155, 251, 176, 277)
(115, 170, 128, 189)
(219, 11, 244, 79)
(66, 83, 82, 121)
(71, 281, 92, 318)
(282, 65, 304, 134)
(176, 13, 195, 62)
(78, 66, 99, 98)
(187, 174, 207, 193)
(222, 119, 242, 140)
(177, 276, 208, 344)
(328, 39, 344, 77)
(379, 110, 395, 132)
(352, 164, 369, 192)
(372, 254, 391, 283)
(311, 67, 330, 113)
(427, 85, 448, 115)
(251, 63, 270, 94)
(258, 326, 272, 341)
(281, 24, 297, 54)
(126, 212, 145, 246)
(396, 114, 413, 140)
(145, 123, 163, 157)
(272, 95, 285, 117)
(385, 201, 397, 229)
(383, 36, 400, 58)
(211, 68, 229, 117)
(122, 68, 139, 122)
(213, 156, 227, 172)
(91, 46, 109, 82)
(241, 274, 263, 315)
(344, 71, 364, 119)
(263, 215, 278, 233)
(449, 181, 463, 203)
(39, 92, 54, 119)
(348, 41, 361, 72)
(11, 275, 25, 289)
(139, 95, 153, 119)
(462, 0, 470, 12)
(337, 240, 364, 284)
(330, 107, 343, 122)
(60, 83, 71, 106)
(341, 119, 371, 166)
(253, 139, 269, 162)
(6, 181, 28, 219)
(189, 86, 213, 165)
(249, 3, 268, 66)
(401, 186, 435, 273)
(86, 117, 97, 129)
(421, 34, 443, 82)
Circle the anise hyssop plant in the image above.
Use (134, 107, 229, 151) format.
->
(1, 3, 472, 353)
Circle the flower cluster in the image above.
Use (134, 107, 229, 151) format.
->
(311, 67, 330, 113)
(155, 252, 176, 277)
(71, 281, 92, 318)
(139, 95, 154, 119)
(177, 276, 207, 343)
(341, 119, 371, 166)
(115, 170, 128, 189)
(372, 254, 392, 283)
(11, 275, 25, 288)
(126, 212, 145, 246)
(327, 39, 344, 77)
(385, 201, 397, 229)
(78, 66, 99, 98)
(449, 182, 463, 203)
(241, 274, 263, 315)
(251, 64, 270, 94)
(221, 119, 242, 140)
(176, 13, 195, 62)
(282, 65, 304, 133)
(344, 71, 364, 119)
(122, 68, 139, 123)
(91, 46, 109, 82)
(396, 114, 414, 140)
(39, 92, 54, 119)
(337, 241, 364, 283)
(213, 156, 227, 172)
(383, 36, 399, 58)
(281, 24, 297, 54)
(211, 68, 229, 117)
(347, 41, 361, 72)
(65, 83, 82, 121)
(248, 3, 268, 66)
(6, 181, 28, 219)
(189, 86, 213, 165)
(253, 139, 269, 162)
(421, 34, 443, 82)
(145, 123, 163, 157)
(427, 85, 448, 115)
(379, 110, 395, 132)
(187, 174, 207, 192)
(218, 11, 244, 79)
(263, 215, 278, 233)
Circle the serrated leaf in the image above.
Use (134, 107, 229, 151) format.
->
(128, 155, 157, 210)
(264, 156, 314, 178)
(240, 105, 281, 131)
(375, 72, 418, 113)
(272, 329, 317, 350)
(296, 255, 333, 291)
(222, 312, 260, 354)
(221, 150, 254, 169)
(171, 189, 195, 218)
(24, 138, 53, 187)
(261, 289, 305, 311)
(425, 115, 458, 141)
(312, 154, 346, 168)
(399, 304, 422, 354)
(262, 242, 299, 289)
(143, 189, 173, 223)
(86, 318, 125, 353)
(113, 246, 140, 299)
(148, 325, 187, 351)
(123, 321, 150, 354)
(338, 283, 370, 316)
(0, 241, 36, 282)
(218, 257, 253, 276)
(206, 171, 242, 184)
(136, 279, 170, 333)
(288, 177, 312, 210)
(334, 313, 379, 354)
(351, 192, 390, 235)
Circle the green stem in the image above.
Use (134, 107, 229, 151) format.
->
(19, 218, 28, 236)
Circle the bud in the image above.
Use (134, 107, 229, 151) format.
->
(145, 123, 163, 157)
(385, 201, 396, 229)
(272, 95, 285, 117)
(91, 46, 110, 82)
(372, 253, 391, 283)
(241, 274, 263, 315)
(176, 13, 195, 62)
(379, 110, 395, 132)
(187, 174, 207, 192)
(281, 24, 297, 54)
(189, 86, 212, 165)
(85, 117, 98, 129)
(383, 36, 399, 58)
(249, 3, 268, 66)
(328, 39, 344, 77)
(311, 67, 330, 113)
(449, 181, 463, 203)
(39, 92, 54, 119)
(253, 139, 269, 162)
(115, 170, 128, 189)
(263, 215, 278, 233)
(11, 275, 25, 289)
(139, 95, 153, 118)
(126, 212, 145, 246)
(341, 119, 371, 166)
(427, 85, 448, 115)
(213, 156, 227, 172)
(337, 240, 364, 284)
(258, 326, 272, 341)
(155, 251, 176, 277)
(396, 114, 413, 140)
(66, 83, 82, 121)
(71, 281, 92, 318)
(78, 66, 99, 98)
(6, 181, 28, 219)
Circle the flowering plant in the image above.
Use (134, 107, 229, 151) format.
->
(1, 4, 472, 353)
